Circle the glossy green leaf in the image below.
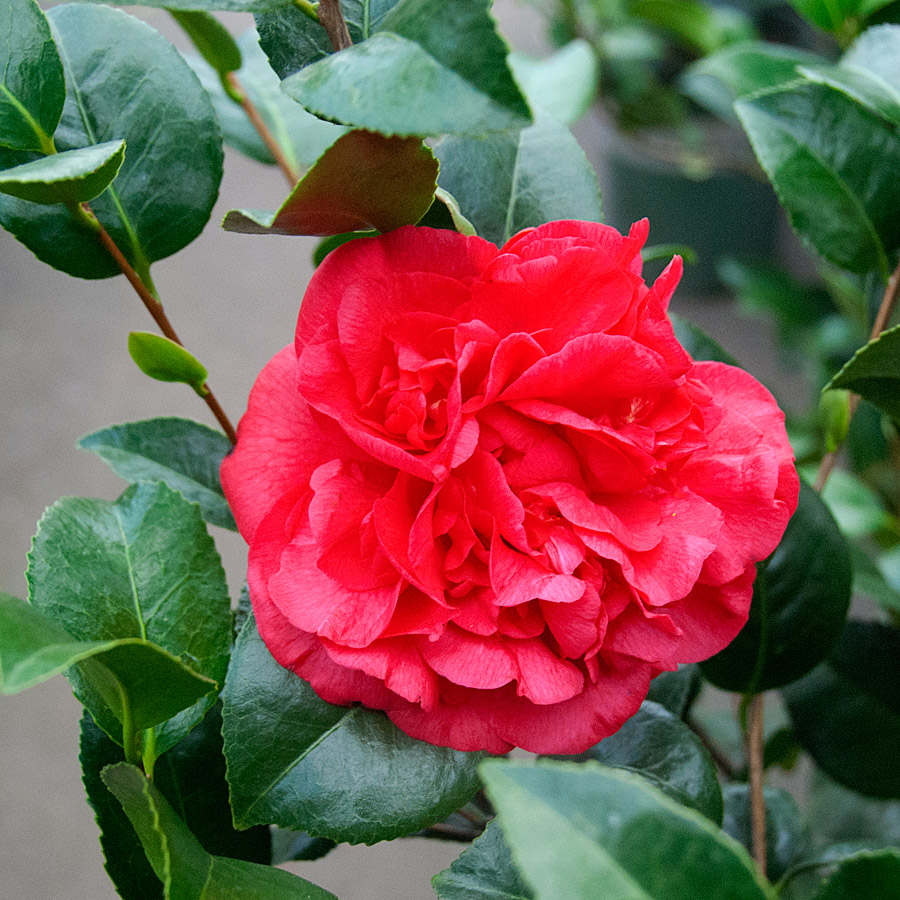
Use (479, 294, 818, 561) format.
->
(72, 0, 296, 9)
(0, 4, 223, 280)
(736, 81, 900, 277)
(128, 333, 209, 396)
(670, 314, 740, 365)
(563, 701, 722, 823)
(680, 42, 820, 121)
(813, 849, 900, 899)
(223, 130, 437, 235)
(843, 24, 900, 86)
(701, 480, 852, 693)
(826, 323, 900, 421)
(101, 763, 336, 900)
(170, 11, 242, 79)
(0, 592, 214, 735)
(646, 665, 699, 718)
(311, 231, 377, 267)
(27, 481, 231, 754)
(480, 758, 775, 900)
(185, 28, 346, 169)
(221, 615, 482, 844)
(508, 41, 597, 126)
(435, 112, 601, 247)
(722, 785, 809, 882)
(271, 830, 336, 864)
(0, 0, 64, 152)
(0, 140, 125, 204)
(79, 418, 235, 531)
(433, 821, 533, 900)
(784, 620, 900, 798)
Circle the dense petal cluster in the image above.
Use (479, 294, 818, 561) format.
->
(221, 221, 798, 754)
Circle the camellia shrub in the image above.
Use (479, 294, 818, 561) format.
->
(2, 1, 900, 898)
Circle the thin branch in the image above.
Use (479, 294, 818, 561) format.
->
(746, 694, 767, 877)
(686, 715, 737, 779)
(226, 73, 299, 186)
(815, 256, 900, 492)
(76, 203, 238, 444)
(318, 0, 352, 50)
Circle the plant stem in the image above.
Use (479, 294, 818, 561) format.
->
(318, 0, 352, 50)
(293, 0, 320, 22)
(225, 72, 299, 186)
(746, 693, 767, 877)
(686, 714, 737, 779)
(814, 257, 900, 492)
(74, 202, 238, 444)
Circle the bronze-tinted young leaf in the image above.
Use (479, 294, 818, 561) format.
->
(701, 480, 851, 693)
(127, 332, 209, 395)
(0, 5, 223, 280)
(27, 481, 231, 754)
(826, 323, 900, 422)
(221, 616, 482, 844)
(784, 620, 900, 798)
(0, 0, 64, 152)
(79, 418, 235, 531)
(223, 129, 437, 235)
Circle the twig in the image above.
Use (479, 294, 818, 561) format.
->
(318, 0, 352, 50)
(75, 203, 238, 444)
(686, 715, 737, 779)
(226, 72, 299, 186)
(746, 694, 767, 877)
(815, 256, 900, 492)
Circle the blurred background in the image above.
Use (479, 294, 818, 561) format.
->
(1, 2, 814, 897)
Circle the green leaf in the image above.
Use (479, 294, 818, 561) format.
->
(826, 323, 900, 421)
(561, 700, 722, 824)
(0, 593, 214, 734)
(101, 763, 337, 900)
(630, 0, 756, 55)
(271, 830, 336, 864)
(784, 620, 900, 798)
(78, 418, 235, 531)
(480, 758, 776, 900)
(128, 332, 209, 396)
(223, 129, 437, 235)
(311, 230, 378, 267)
(646, 665, 700, 718)
(736, 81, 900, 277)
(27, 481, 232, 754)
(721, 785, 809, 882)
(816, 468, 896, 539)
(184, 28, 346, 169)
(416, 187, 477, 236)
(0, 0, 64, 152)
(169, 11, 242, 80)
(850, 544, 900, 614)
(843, 24, 900, 88)
(670, 313, 740, 365)
(813, 849, 900, 899)
(433, 821, 534, 900)
(701, 480, 852, 693)
(788, 0, 859, 32)
(0, 140, 125, 204)
(0, 4, 223, 280)
(434, 112, 602, 247)
(221, 615, 482, 844)
(71, 0, 296, 10)
(509, 40, 598, 126)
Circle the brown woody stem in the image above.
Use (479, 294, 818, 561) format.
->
(226, 72, 299, 186)
(814, 256, 900, 492)
(77, 203, 238, 444)
(318, 0, 352, 50)
(746, 693, 767, 876)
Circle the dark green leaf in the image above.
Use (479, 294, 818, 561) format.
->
(0, 592, 214, 733)
(722, 785, 809, 881)
(78, 418, 235, 531)
(562, 701, 722, 823)
(169, 11, 242, 79)
(813, 849, 900, 899)
(0, 139, 124, 204)
(221, 615, 482, 844)
(701, 480, 851, 693)
(127, 332, 209, 396)
(73, 0, 296, 9)
(646, 665, 700, 718)
(480, 758, 775, 900)
(670, 314, 740, 365)
(0, 0, 64, 152)
(826, 323, 900, 421)
(101, 763, 337, 900)
(784, 620, 900, 798)
(801, 63, 900, 128)
(0, 4, 223, 280)
(27, 481, 231, 754)
(736, 81, 900, 276)
(433, 821, 533, 900)
(184, 28, 345, 169)
(223, 130, 437, 235)
(434, 112, 602, 247)
(312, 231, 377, 267)
(271, 830, 336, 864)
(508, 41, 597, 126)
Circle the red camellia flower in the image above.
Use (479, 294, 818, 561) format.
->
(221, 221, 798, 754)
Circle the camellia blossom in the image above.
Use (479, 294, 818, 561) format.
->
(221, 221, 798, 755)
